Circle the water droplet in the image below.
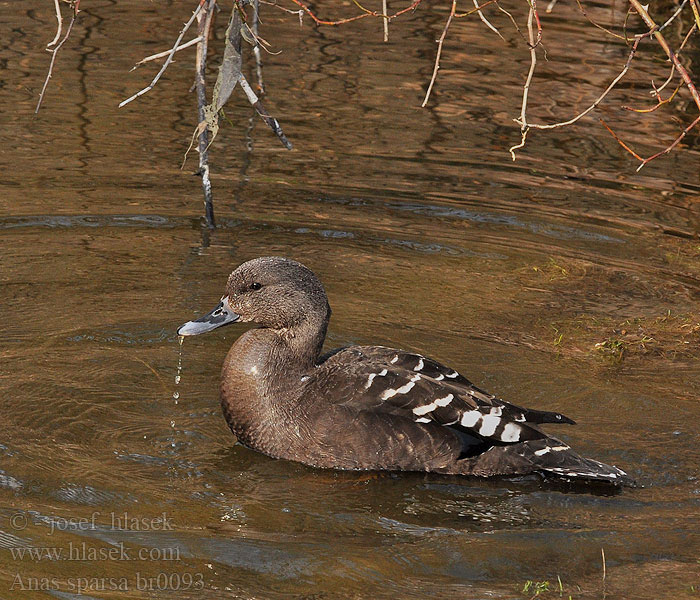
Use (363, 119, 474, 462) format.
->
(172, 335, 184, 402)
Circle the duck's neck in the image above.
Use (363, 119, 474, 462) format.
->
(219, 311, 329, 453)
(279, 310, 329, 372)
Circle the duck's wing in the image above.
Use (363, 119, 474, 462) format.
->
(317, 346, 572, 446)
(312, 346, 627, 482)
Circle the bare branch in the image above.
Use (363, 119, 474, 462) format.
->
(526, 36, 643, 131)
(382, 0, 389, 41)
(691, 0, 700, 29)
(455, 0, 499, 18)
(131, 37, 202, 70)
(628, 0, 700, 113)
(635, 114, 700, 168)
(574, 0, 625, 40)
(601, 119, 644, 161)
(252, 0, 265, 92)
(242, 22, 281, 55)
(421, 0, 457, 107)
(119, 2, 204, 108)
(623, 81, 682, 113)
(285, 0, 423, 27)
(36, 0, 80, 114)
(195, 0, 217, 229)
(509, 1, 700, 167)
(47, 0, 63, 47)
(602, 114, 700, 171)
(239, 74, 293, 149)
(658, 0, 688, 32)
(259, 0, 304, 20)
(509, 2, 536, 159)
(472, 0, 505, 40)
(653, 22, 696, 96)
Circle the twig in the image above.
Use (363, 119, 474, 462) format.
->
(287, 0, 379, 25)
(629, 0, 700, 112)
(36, 0, 80, 114)
(421, 0, 457, 107)
(455, 0, 499, 18)
(601, 547, 607, 600)
(195, 0, 217, 229)
(691, 0, 700, 30)
(350, 0, 376, 16)
(606, 1, 700, 165)
(259, 0, 304, 20)
(119, 2, 204, 108)
(48, 0, 63, 47)
(382, 0, 389, 41)
(658, 0, 688, 32)
(285, 0, 423, 27)
(238, 75, 293, 149)
(131, 37, 202, 70)
(242, 23, 280, 55)
(252, 0, 265, 92)
(530, 0, 543, 48)
(600, 120, 644, 161)
(623, 81, 682, 113)
(602, 113, 700, 171)
(509, 2, 536, 159)
(494, 1, 527, 41)
(622, 6, 635, 44)
(653, 23, 697, 96)
(525, 35, 643, 131)
(601, 547, 606, 582)
(473, 0, 505, 40)
(575, 0, 625, 40)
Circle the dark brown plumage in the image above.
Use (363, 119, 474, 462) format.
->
(178, 256, 627, 483)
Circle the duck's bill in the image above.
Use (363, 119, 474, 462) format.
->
(177, 296, 240, 336)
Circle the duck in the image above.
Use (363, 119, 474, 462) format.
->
(178, 256, 627, 483)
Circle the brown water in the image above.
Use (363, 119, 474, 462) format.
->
(2, 1, 700, 598)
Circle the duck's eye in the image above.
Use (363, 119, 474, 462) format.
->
(249, 282, 262, 291)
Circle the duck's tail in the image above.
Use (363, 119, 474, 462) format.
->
(463, 437, 628, 484)
(525, 438, 628, 483)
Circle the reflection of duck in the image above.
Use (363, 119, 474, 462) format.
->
(179, 257, 627, 483)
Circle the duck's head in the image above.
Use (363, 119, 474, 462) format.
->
(177, 257, 330, 337)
